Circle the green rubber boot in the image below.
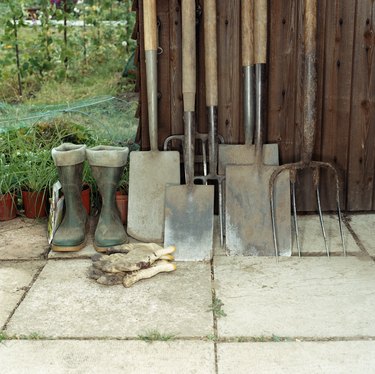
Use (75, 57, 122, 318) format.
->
(86, 145, 129, 252)
(51, 143, 87, 252)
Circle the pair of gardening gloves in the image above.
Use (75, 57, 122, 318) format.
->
(88, 243, 176, 288)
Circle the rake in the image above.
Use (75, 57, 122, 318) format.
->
(269, 0, 346, 258)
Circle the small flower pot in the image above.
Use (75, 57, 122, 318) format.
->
(0, 193, 17, 221)
(81, 184, 91, 215)
(22, 190, 48, 218)
(115, 191, 128, 225)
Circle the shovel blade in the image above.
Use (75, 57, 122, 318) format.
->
(225, 164, 291, 256)
(127, 150, 180, 242)
(164, 184, 214, 261)
(218, 143, 279, 174)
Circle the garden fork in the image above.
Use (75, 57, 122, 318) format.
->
(269, 0, 346, 258)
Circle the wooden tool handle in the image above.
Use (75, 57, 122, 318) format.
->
(302, 0, 317, 164)
(254, 0, 267, 64)
(182, 0, 196, 112)
(204, 0, 218, 107)
(241, 0, 254, 67)
(143, 0, 157, 51)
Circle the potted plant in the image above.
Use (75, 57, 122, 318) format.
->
(19, 149, 56, 219)
(0, 154, 19, 221)
(115, 161, 129, 225)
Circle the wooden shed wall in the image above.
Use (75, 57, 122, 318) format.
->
(132, 0, 375, 212)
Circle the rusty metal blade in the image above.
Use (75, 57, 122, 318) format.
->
(164, 184, 214, 261)
(127, 150, 180, 242)
(225, 164, 291, 256)
(218, 143, 279, 174)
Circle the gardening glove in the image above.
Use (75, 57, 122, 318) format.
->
(89, 259, 176, 288)
(122, 260, 176, 288)
(92, 243, 176, 273)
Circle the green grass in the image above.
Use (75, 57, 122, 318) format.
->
(0, 331, 8, 343)
(138, 330, 175, 343)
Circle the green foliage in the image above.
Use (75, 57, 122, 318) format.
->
(0, 0, 136, 102)
(138, 330, 175, 343)
(208, 297, 227, 318)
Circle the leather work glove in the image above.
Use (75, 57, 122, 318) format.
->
(88, 243, 176, 287)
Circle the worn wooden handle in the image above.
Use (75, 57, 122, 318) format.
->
(305, 0, 317, 56)
(143, 0, 157, 51)
(241, 0, 254, 66)
(182, 0, 196, 112)
(204, 0, 218, 107)
(254, 0, 267, 64)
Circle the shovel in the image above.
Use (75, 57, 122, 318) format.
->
(127, 0, 180, 242)
(218, 0, 278, 174)
(225, 0, 291, 256)
(164, 0, 214, 261)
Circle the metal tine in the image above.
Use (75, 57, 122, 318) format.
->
(313, 168, 329, 257)
(337, 191, 346, 256)
(290, 169, 301, 257)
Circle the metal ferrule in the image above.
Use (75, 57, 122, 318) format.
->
(145, 50, 158, 151)
(255, 63, 266, 148)
(207, 106, 218, 175)
(243, 65, 255, 146)
(183, 111, 195, 185)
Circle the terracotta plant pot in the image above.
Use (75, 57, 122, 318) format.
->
(115, 191, 128, 225)
(81, 184, 91, 215)
(0, 193, 17, 221)
(22, 190, 48, 218)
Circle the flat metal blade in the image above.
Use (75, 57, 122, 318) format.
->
(225, 164, 291, 256)
(127, 150, 180, 242)
(218, 143, 279, 175)
(164, 184, 214, 261)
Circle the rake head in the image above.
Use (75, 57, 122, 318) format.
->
(269, 160, 346, 258)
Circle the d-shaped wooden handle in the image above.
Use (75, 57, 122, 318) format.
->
(254, 0, 267, 64)
(204, 0, 218, 107)
(182, 0, 196, 112)
(241, 0, 254, 67)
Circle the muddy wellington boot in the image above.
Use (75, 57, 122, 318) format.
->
(51, 143, 88, 252)
(86, 145, 129, 252)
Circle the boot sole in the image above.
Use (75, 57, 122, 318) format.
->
(94, 237, 129, 253)
(51, 240, 86, 252)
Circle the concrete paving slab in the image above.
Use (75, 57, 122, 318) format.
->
(217, 341, 375, 374)
(292, 214, 358, 255)
(214, 256, 375, 338)
(0, 261, 45, 328)
(0, 340, 215, 374)
(0, 219, 48, 260)
(0, 217, 35, 233)
(6, 260, 213, 338)
(347, 214, 375, 257)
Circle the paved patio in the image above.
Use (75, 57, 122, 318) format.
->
(0, 213, 375, 373)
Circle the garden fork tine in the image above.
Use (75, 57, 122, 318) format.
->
(269, 0, 346, 258)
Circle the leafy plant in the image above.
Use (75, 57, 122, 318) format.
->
(138, 330, 175, 343)
(208, 297, 227, 318)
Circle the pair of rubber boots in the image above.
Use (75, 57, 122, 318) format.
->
(51, 143, 129, 253)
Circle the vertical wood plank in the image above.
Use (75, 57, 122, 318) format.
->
(217, 0, 241, 143)
(157, 7, 172, 147)
(169, 0, 183, 143)
(319, 0, 356, 211)
(268, 0, 299, 163)
(347, 0, 375, 211)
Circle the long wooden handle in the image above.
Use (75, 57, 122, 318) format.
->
(242, 0, 254, 67)
(182, 0, 196, 112)
(204, 0, 218, 107)
(254, 0, 267, 64)
(302, 0, 317, 164)
(143, 0, 157, 51)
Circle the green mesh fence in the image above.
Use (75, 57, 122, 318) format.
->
(0, 95, 139, 146)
